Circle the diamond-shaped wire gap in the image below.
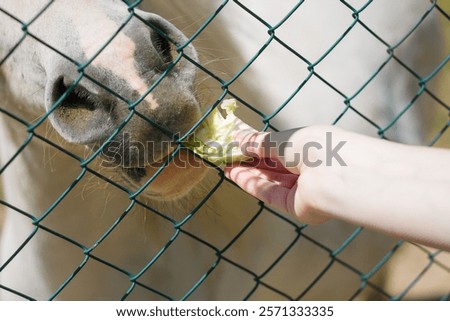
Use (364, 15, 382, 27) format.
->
(49, 255, 133, 300)
(337, 99, 401, 140)
(267, 74, 352, 130)
(315, 24, 392, 102)
(259, 230, 336, 300)
(33, 218, 141, 300)
(211, 205, 314, 300)
(34, 170, 87, 225)
(170, 172, 255, 248)
(186, 258, 263, 300)
(182, 201, 286, 300)
(219, 256, 294, 301)
(235, 40, 312, 127)
(355, 4, 447, 113)
(225, 3, 361, 128)
(0, 211, 37, 276)
(345, 64, 422, 143)
(403, 88, 450, 145)
(195, 0, 295, 87)
(287, 225, 396, 300)
(133, 230, 219, 300)
(291, 230, 392, 300)
(38, 214, 168, 300)
(181, 177, 263, 251)
(360, 1, 437, 48)
(378, 82, 432, 142)
(329, 229, 402, 299)
(90, 251, 174, 301)
(166, 0, 306, 125)
(0, 226, 85, 300)
(29, 129, 138, 202)
(85, 202, 175, 275)
(34, 172, 132, 244)
(184, 52, 276, 132)
(180, 255, 222, 301)
(219, 205, 299, 277)
(331, 228, 402, 276)
(0, 132, 87, 225)
(371, 243, 450, 300)
(398, 16, 448, 82)
(274, 0, 357, 64)
(180, 227, 266, 300)
(351, 241, 405, 300)
(390, 253, 443, 301)
(181, 204, 297, 300)
(0, 117, 33, 176)
(310, 261, 381, 300)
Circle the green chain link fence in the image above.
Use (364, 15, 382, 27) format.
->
(0, 0, 449, 300)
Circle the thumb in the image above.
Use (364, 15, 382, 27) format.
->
(235, 128, 303, 174)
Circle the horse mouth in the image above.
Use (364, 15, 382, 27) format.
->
(124, 153, 171, 183)
(120, 149, 207, 200)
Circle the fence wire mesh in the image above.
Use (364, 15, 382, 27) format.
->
(0, 0, 449, 300)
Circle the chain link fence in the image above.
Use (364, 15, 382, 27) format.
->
(0, 0, 449, 300)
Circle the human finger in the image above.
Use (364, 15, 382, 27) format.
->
(224, 165, 294, 213)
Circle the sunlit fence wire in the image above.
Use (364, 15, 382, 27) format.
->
(0, 0, 449, 300)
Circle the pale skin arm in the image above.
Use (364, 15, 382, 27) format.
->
(224, 125, 450, 251)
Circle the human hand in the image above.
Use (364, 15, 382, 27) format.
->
(225, 125, 450, 251)
(224, 127, 333, 224)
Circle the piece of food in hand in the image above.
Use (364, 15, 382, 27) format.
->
(185, 99, 255, 165)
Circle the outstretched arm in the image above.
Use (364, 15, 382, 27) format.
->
(225, 125, 450, 251)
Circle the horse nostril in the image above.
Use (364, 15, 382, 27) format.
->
(144, 14, 198, 84)
(52, 76, 97, 111)
(46, 76, 116, 144)
(150, 30, 176, 68)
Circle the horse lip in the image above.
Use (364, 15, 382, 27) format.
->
(148, 153, 170, 168)
(124, 153, 170, 181)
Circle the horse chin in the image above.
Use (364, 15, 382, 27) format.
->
(125, 150, 208, 201)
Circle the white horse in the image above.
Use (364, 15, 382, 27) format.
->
(0, 0, 446, 300)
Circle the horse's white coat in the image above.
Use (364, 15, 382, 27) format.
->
(0, 0, 446, 300)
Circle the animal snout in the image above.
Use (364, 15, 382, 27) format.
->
(42, 11, 201, 171)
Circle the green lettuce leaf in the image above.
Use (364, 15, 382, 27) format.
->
(185, 99, 253, 165)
